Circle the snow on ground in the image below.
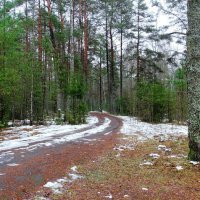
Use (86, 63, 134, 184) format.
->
(105, 193, 113, 199)
(7, 163, 20, 167)
(119, 116, 188, 141)
(189, 161, 199, 165)
(0, 116, 111, 166)
(0, 116, 110, 152)
(149, 153, 160, 159)
(37, 166, 83, 197)
(176, 165, 184, 171)
(2, 116, 98, 141)
(114, 144, 134, 151)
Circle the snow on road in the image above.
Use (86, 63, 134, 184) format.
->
(119, 116, 188, 141)
(2, 116, 98, 141)
(0, 116, 111, 165)
(29, 114, 189, 199)
(0, 116, 101, 151)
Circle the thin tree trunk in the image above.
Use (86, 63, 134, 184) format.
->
(120, 27, 123, 100)
(30, 74, 34, 125)
(99, 48, 102, 112)
(136, 8, 140, 82)
(25, 0, 30, 53)
(135, 4, 141, 117)
(109, 19, 115, 113)
(105, 0, 111, 112)
(46, 0, 56, 50)
(78, 0, 83, 56)
(70, 0, 74, 72)
(38, 0, 42, 63)
(83, 0, 88, 77)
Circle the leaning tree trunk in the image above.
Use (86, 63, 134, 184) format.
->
(187, 0, 200, 161)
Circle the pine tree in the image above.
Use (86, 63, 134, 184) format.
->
(187, 0, 200, 161)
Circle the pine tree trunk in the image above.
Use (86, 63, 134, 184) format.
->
(99, 48, 102, 112)
(83, 0, 88, 77)
(120, 8, 123, 114)
(120, 25, 123, 100)
(70, 0, 74, 72)
(136, 8, 140, 82)
(105, 0, 111, 112)
(38, 0, 42, 63)
(109, 23, 115, 113)
(187, 0, 200, 161)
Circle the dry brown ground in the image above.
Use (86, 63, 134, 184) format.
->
(37, 136, 200, 200)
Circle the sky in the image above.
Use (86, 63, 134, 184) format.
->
(145, 0, 170, 27)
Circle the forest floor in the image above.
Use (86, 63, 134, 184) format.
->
(1, 113, 199, 200)
(32, 135, 200, 200)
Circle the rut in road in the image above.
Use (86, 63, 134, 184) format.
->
(0, 112, 122, 199)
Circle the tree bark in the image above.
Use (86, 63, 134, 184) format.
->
(136, 7, 140, 82)
(83, 0, 88, 77)
(99, 48, 102, 112)
(120, 21, 123, 100)
(187, 0, 200, 160)
(105, 0, 111, 112)
(109, 23, 115, 113)
(70, 0, 74, 72)
(38, 0, 42, 63)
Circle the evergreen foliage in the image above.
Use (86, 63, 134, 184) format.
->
(0, 0, 187, 126)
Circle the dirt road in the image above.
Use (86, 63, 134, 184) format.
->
(0, 112, 122, 199)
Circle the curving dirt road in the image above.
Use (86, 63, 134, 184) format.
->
(0, 112, 122, 199)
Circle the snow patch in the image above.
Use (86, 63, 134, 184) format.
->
(189, 161, 199, 165)
(140, 161, 153, 166)
(105, 193, 113, 199)
(0, 116, 110, 154)
(71, 166, 77, 172)
(168, 154, 187, 159)
(114, 144, 134, 151)
(7, 163, 20, 167)
(68, 173, 83, 180)
(39, 165, 83, 197)
(157, 145, 171, 152)
(176, 165, 183, 171)
(149, 153, 160, 159)
(44, 182, 63, 194)
(119, 116, 188, 141)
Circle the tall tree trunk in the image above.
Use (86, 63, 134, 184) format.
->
(38, 0, 42, 63)
(120, 26, 123, 100)
(120, 7, 123, 114)
(135, 4, 141, 117)
(46, 0, 56, 50)
(187, 0, 200, 161)
(99, 48, 102, 112)
(83, 0, 88, 77)
(0, 0, 6, 121)
(70, 0, 74, 72)
(46, 0, 63, 111)
(105, 0, 111, 112)
(136, 8, 140, 82)
(78, 0, 83, 58)
(25, 0, 30, 53)
(109, 22, 115, 113)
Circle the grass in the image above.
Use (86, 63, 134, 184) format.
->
(46, 136, 200, 200)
